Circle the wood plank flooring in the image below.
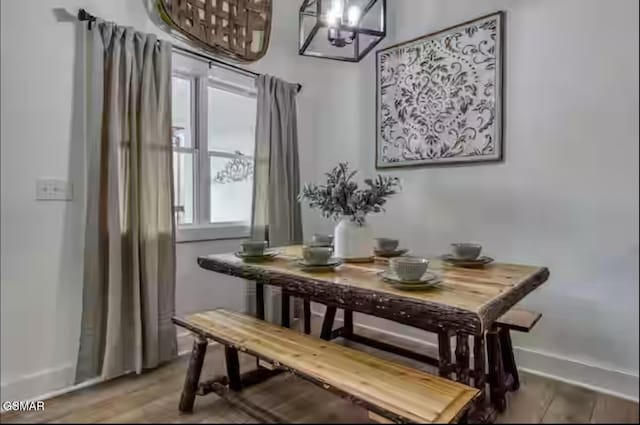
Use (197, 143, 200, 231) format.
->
(2, 318, 637, 424)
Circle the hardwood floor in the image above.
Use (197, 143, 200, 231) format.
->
(2, 319, 638, 424)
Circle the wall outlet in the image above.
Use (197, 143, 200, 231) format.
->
(36, 178, 73, 201)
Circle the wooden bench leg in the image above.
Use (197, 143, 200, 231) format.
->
(179, 337, 208, 413)
(499, 328, 520, 391)
(455, 333, 470, 385)
(437, 331, 452, 378)
(303, 300, 311, 334)
(343, 309, 354, 337)
(487, 329, 507, 412)
(320, 306, 337, 340)
(225, 346, 242, 391)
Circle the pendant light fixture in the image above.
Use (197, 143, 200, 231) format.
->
(299, 0, 386, 62)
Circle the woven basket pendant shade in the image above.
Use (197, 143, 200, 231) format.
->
(156, 0, 272, 62)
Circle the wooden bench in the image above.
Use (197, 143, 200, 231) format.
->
(314, 305, 541, 414)
(494, 308, 541, 389)
(487, 308, 542, 411)
(496, 308, 541, 333)
(173, 309, 479, 424)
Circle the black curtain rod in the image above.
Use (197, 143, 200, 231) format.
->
(77, 8, 302, 93)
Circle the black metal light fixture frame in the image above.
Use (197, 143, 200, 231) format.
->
(299, 0, 386, 62)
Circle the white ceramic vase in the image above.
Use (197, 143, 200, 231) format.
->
(334, 217, 373, 260)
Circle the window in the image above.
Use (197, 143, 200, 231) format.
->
(171, 55, 257, 242)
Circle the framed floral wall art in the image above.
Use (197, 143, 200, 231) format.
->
(376, 12, 504, 168)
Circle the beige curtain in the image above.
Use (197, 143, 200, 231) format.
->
(247, 75, 302, 322)
(251, 75, 302, 245)
(76, 21, 176, 382)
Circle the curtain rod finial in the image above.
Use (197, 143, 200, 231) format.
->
(78, 8, 96, 22)
(78, 8, 97, 29)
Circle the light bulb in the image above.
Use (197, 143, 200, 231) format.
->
(325, 0, 344, 26)
(332, 0, 344, 16)
(326, 10, 340, 26)
(347, 5, 361, 26)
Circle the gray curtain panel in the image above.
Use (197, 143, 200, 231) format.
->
(76, 21, 177, 383)
(247, 75, 302, 321)
(251, 75, 302, 245)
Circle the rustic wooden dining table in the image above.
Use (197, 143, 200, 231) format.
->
(197, 245, 549, 422)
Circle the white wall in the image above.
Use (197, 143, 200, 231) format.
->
(316, 0, 639, 400)
(2, 0, 638, 404)
(0, 0, 349, 401)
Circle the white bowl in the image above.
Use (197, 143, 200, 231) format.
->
(302, 246, 333, 265)
(389, 256, 429, 281)
(450, 243, 482, 260)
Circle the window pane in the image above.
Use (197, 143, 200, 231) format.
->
(210, 155, 253, 224)
(207, 86, 256, 155)
(172, 76, 192, 148)
(173, 152, 194, 225)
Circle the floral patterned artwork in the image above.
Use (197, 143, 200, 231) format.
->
(376, 12, 503, 168)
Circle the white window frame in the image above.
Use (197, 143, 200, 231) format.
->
(172, 56, 256, 243)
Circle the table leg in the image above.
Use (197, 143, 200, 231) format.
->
(320, 306, 337, 340)
(467, 332, 499, 424)
(455, 333, 470, 385)
(437, 331, 452, 378)
(255, 283, 265, 369)
(281, 291, 290, 328)
(473, 333, 485, 390)
(224, 346, 242, 391)
(487, 328, 507, 412)
(303, 300, 311, 334)
(256, 283, 265, 320)
(499, 328, 520, 391)
(343, 309, 354, 337)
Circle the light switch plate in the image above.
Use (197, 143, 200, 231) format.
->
(36, 178, 73, 201)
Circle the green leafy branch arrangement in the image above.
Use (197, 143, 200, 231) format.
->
(298, 163, 400, 225)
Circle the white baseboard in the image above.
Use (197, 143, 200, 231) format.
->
(311, 309, 639, 402)
(514, 347, 639, 402)
(1, 331, 206, 407)
(0, 363, 76, 404)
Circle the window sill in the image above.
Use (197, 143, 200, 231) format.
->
(176, 223, 250, 243)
